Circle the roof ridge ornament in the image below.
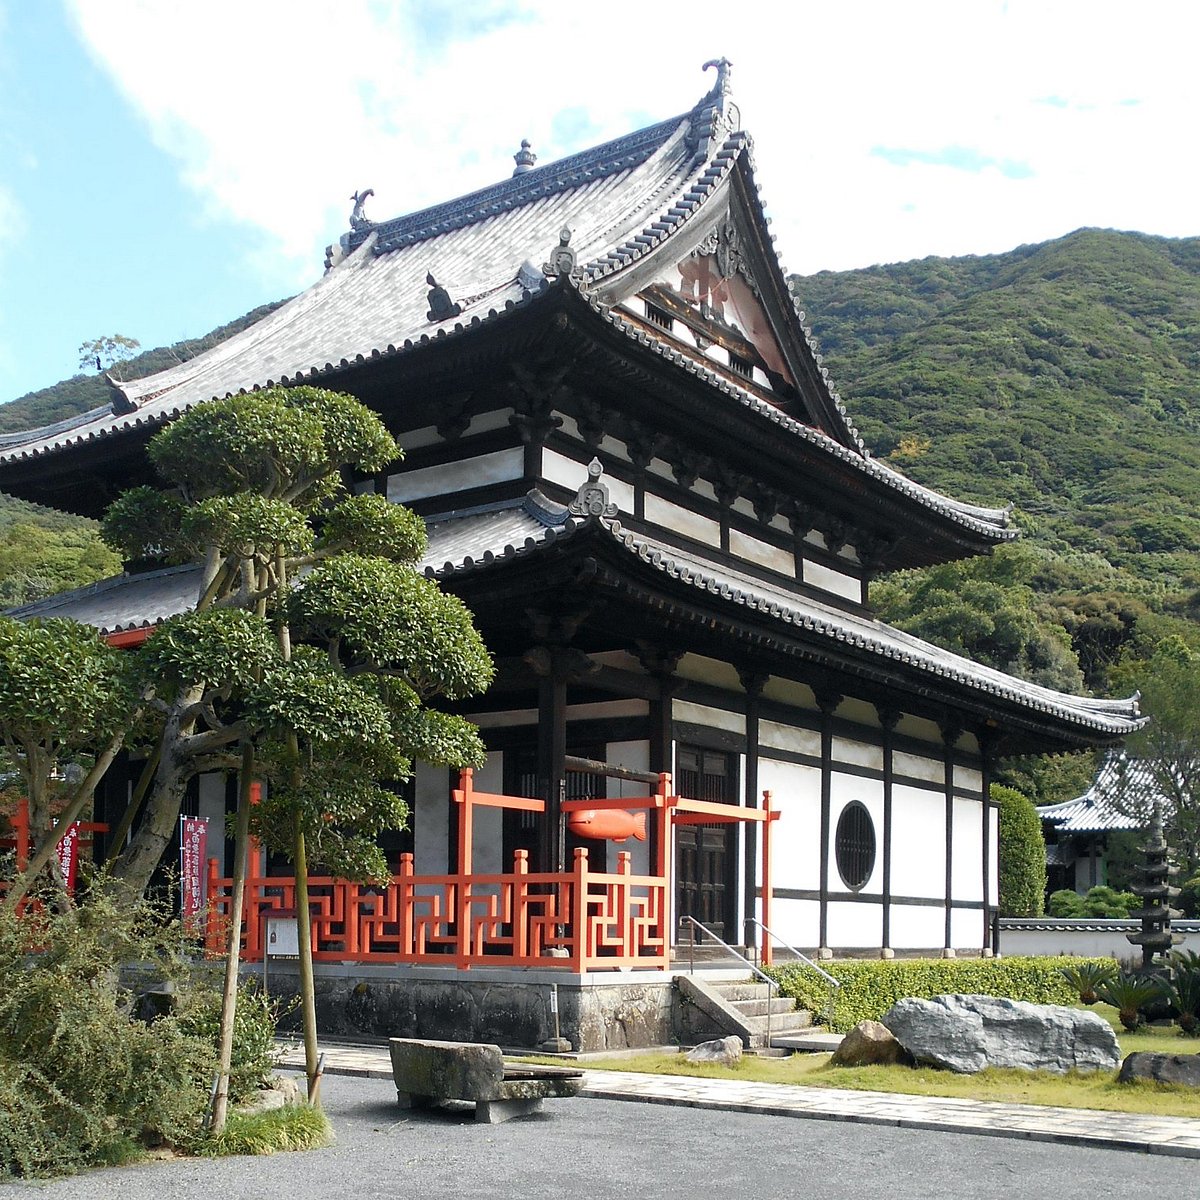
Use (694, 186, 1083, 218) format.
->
(568, 458, 618, 519)
(695, 58, 739, 155)
(350, 188, 374, 231)
(426, 273, 462, 322)
(512, 139, 537, 176)
(543, 227, 577, 278)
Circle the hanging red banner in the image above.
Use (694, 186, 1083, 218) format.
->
(180, 816, 209, 930)
(55, 822, 80, 893)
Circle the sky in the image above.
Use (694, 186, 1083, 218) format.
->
(1, 0, 1198, 406)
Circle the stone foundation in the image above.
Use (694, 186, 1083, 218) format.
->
(259, 963, 680, 1053)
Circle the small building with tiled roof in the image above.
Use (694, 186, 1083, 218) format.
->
(1039, 753, 1162, 893)
(2, 61, 1141, 988)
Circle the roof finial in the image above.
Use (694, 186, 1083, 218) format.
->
(568, 458, 619, 519)
(349, 188, 374, 231)
(702, 57, 733, 106)
(543, 227, 576, 278)
(512, 139, 537, 176)
(426, 273, 462, 323)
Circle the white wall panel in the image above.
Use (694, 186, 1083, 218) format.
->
(197, 773, 227, 876)
(893, 749, 944, 785)
(768, 897, 821, 949)
(673, 700, 745, 735)
(955, 764, 984, 795)
(759, 759, 821, 891)
(605, 740, 651, 876)
(831, 735, 884, 772)
(988, 805, 999, 905)
(828, 785, 884, 895)
(644, 493, 721, 547)
(952, 797, 984, 902)
(387, 447, 524, 504)
(803, 559, 862, 602)
(952, 907, 983, 952)
(889, 784, 946, 899)
(759, 718, 820, 758)
(827, 900, 885, 948)
(889, 904, 945, 950)
(472, 753, 505, 876)
(414, 763, 450, 874)
(729, 529, 793, 575)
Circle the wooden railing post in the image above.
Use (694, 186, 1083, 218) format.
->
(571, 847, 588, 971)
(513, 849, 530, 960)
(398, 853, 414, 956)
(14, 798, 29, 872)
(762, 789, 775, 968)
(616, 850, 632, 959)
(205, 856, 220, 954)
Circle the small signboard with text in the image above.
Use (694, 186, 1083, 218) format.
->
(180, 816, 209, 932)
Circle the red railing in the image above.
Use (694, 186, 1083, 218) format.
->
(204, 846, 669, 971)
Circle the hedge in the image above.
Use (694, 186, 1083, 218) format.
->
(766, 956, 1112, 1032)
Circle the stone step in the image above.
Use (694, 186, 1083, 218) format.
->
(770, 1031, 843, 1053)
(740, 1011, 813, 1037)
(710, 982, 774, 1002)
(729, 996, 798, 1017)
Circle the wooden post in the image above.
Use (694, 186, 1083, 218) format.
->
(761, 790, 775, 968)
(398, 853, 415, 956)
(14, 798, 28, 872)
(453, 768, 475, 876)
(537, 666, 567, 873)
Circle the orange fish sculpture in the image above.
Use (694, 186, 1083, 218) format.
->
(567, 809, 647, 843)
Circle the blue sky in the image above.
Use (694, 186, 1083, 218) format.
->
(1, 0, 1198, 407)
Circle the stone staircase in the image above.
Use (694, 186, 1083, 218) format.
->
(676, 973, 813, 1050)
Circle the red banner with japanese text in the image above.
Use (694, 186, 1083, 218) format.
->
(55, 822, 80, 893)
(180, 816, 209, 932)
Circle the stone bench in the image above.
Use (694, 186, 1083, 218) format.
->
(388, 1038, 584, 1124)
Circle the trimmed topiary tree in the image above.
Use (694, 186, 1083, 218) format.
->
(995, 783, 1047, 916)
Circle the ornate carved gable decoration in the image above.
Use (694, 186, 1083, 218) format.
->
(680, 218, 759, 322)
(568, 459, 619, 519)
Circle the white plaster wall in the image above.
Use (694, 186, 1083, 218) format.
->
(893, 749, 944, 785)
(955, 764, 984, 796)
(472, 753, 505, 876)
(827, 900, 885, 948)
(769, 897, 821, 949)
(951, 796, 985, 903)
(759, 718, 820, 758)
(604, 739, 651, 876)
(889, 784, 946, 900)
(386, 447, 524, 504)
(831, 735, 883, 772)
(951, 906, 984, 951)
(644, 493, 721, 547)
(729, 529, 793, 575)
(759, 759, 821, 891)
(673, 699, 745, 735)
(889, 903, 945, 950)
(543, 448, 635, 510)
(827, 782, 885, 895)
(803, 559, 862, 602)
(413, 764, 450, 875)
(988, 805, 999, 906)
(197, 773, 227, 876)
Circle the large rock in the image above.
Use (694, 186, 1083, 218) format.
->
(1119, 1052, 1200, 1087)
(831, 1019, 907, 1067)
(882, 994, 1121, 1075)
(686, 1036, 743, 1066)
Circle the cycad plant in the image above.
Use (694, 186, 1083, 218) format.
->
(1059, 960, 1118, 1005)
(1169, 951, 1200, 1034)
(1095, 971, 1167, 1031)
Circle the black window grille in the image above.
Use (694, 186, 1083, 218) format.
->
(646, 303, 673, 331)
(834, 801, 876, 890)
(729, 353, 754, 380)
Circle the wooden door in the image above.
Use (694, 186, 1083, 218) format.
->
(675, 746, 737, 943)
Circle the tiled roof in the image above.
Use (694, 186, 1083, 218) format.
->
(0, 68, 1010, 546)
(14, 492, 1135, 740)
(1038, 752, 1163, 832)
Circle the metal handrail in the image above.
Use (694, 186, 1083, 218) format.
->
(680, 914, 778, 1048)
(748, 917, 841, 1023)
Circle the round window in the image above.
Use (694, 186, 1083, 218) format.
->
(834, 801, 876, 891)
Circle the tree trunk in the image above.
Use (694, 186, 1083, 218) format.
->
(210, 743, 254, 1135)
(293, 814, 321, 1103)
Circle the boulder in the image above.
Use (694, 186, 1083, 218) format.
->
(1119, 1052, 1200, 1087)
(882, 994, 1120, 1075)
(238, 1074, 305, 1113)
(831, 1019, 907, 1067)
(686, 1035, 743, 1066)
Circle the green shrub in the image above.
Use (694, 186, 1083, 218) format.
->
(176, 981, 282, 1103)
(767, 956, 1108, 1032)
(1047, 888, 1086, 917)
(1059, 959, 1118, 1003)
(1048, 886, 1139, 917)
(995, 784, 1046, 916)
(0, 892, 216, 1179)
(200, 1104, 332, 1157)
(1096, 971, 1167, 1031)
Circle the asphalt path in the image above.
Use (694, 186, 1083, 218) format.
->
(3, 1074, 1197, 1200)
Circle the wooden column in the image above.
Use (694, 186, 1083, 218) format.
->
(816, 689, 842, 959)
(536, 660, 568, 873)
(941, 721, 962, 958)
(979, 731, 994, 956)
(877, 706, 900, 959)
(739, 669, 768, 954)
(638, 645, 682, 899)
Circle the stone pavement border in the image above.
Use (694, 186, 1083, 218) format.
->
(275, 1040, 1200, 1159)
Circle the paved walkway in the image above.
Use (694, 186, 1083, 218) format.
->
(277, 1040, 1200, 1159)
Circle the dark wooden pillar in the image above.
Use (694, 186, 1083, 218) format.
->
(638, 645, 682, 886)
(536, 663, 568, 872)
(979, 730, 994, 956)
(877, 706, 900, 959)
(816, 689, 842, 958)
(740, 669, 768, 953)
(941, 721, 962, 957)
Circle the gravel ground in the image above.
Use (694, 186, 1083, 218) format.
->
(2, 1074, 1197, 1199)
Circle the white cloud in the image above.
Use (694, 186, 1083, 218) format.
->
(67, 0, 1200, 285)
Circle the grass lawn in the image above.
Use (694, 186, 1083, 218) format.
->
(546, 1004, 1200, 1119)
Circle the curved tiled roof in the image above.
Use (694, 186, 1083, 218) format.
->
(1038, 752, 1163, 832)
(0, 69, 1011, 548)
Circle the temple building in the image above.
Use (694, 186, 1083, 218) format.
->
(0, 63, 1141, 1042)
